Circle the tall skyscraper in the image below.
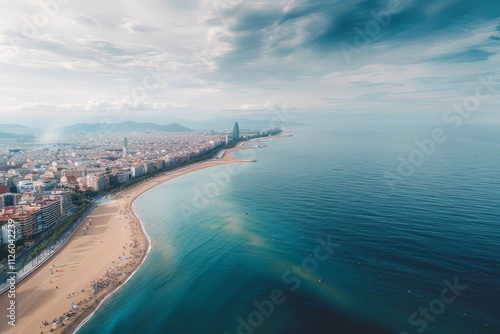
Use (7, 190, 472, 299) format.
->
(232, 122, 239, 142)
(123, 137, 129, 157)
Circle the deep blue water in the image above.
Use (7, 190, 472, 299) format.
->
(77, 125, 499, 334)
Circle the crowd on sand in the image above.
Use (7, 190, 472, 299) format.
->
(38, 218, 146, 333)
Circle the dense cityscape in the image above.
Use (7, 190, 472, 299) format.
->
(0, 122, 280, 247)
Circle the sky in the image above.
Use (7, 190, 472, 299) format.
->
(0, 0, 499, 126)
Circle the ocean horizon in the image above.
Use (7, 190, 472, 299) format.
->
(76, 124, 500, 334)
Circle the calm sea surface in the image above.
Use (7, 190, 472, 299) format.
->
(77, 125, 499, 334)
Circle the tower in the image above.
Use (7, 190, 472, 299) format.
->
(232, 122, 239, 142)
(123, 137, 129, 157)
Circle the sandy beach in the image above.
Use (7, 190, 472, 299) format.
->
(0, 145, 255, 334)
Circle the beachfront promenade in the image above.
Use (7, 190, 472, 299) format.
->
(0, 204, 96, 294)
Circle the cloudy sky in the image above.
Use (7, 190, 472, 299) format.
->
(0, 0, 499, 126)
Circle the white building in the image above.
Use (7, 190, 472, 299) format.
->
(17, 180, 42, 193)
(130, 165, 145, 178)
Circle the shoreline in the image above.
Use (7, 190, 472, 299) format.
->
(67, 145, 261, 333)
(0, 143, 265, 334)
(69, 214, 152, 334)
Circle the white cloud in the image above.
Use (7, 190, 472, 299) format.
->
(239, 100, 295, 111)
(16, 102, 77, 112)
(120, 18, 157, 33)
(72, 14, 100, 27)
(13, 99, 187, 113)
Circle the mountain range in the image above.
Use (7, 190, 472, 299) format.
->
(58, 121, 192, 134)
(0, 117, 306, 139)
(0, 131, 36, 142)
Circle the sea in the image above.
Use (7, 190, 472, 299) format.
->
(76, 124, 499, 334)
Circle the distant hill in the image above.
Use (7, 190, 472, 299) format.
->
(158, 122, 193, 132)
(0, 131, 36, 142)
(2, 118, 307, 135)
(59, 121, 193, 134)
(0, 124, 34, 134)
(0, 131, 20, 138)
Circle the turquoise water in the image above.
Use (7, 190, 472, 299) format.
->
(77, 125, 499, 334)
